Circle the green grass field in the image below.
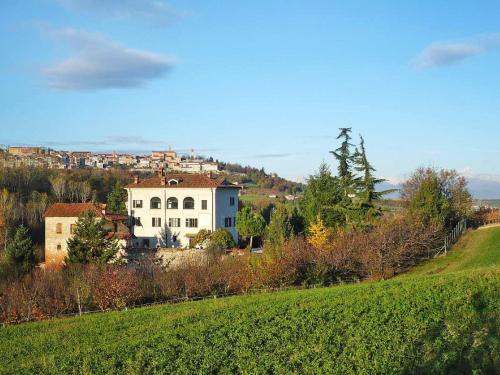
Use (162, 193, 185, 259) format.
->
(1, 229, 499, 374)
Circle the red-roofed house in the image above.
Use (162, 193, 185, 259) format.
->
(44, 203, 132, 266)
(126, 170, 240, 249)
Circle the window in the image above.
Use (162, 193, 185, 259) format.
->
(169, 218, 181, 227)
(143, 239, 150, 248)
(152, 217, 162, 227)
(150, 197, 161, 209)
(57, 244, 61, 250)
(224, 217, 232, 227)
(172, 235, 177, 243)
(183, 197, 195, 209)
(135, 217, 142, 226)
(133, 200, 143, 208)
(230, 197, 235, 206)
(167, 197, 178, 209)
(185, 218, 198, 228)
(56, 223, 62, 234)
(201, 200, 208, 210)
(70, 224, 76, 234)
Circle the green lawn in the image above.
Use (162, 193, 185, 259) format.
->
(1, 229, 499, 374)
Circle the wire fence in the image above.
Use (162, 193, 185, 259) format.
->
(432, 219, 467, 258)
(2, 278, 371, 327)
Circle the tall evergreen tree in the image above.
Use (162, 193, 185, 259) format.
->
(106, 183, 127, 214)
(66, 210, 118, 265)
(6, 225, 36, 273)
(330, 128, 355, 192)
(353, 135, 396, 221)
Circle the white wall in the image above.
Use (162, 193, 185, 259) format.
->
(127, 186, 239, 248)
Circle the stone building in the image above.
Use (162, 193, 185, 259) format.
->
(44, 203, 132, 266)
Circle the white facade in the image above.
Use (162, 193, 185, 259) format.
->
(126, 175, 239, 249)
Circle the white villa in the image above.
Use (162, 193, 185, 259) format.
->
(125, 170, 240, 249)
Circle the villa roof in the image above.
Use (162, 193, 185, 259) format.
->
(44, 203, 104, 218)
(125, 173, 241, 189)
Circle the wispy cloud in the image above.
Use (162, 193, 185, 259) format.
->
(41, 26, 174, 90)
(415, 33, 500, 69)
(55, 0, 179, 25)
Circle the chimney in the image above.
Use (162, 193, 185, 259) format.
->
(157, 167, 166, 177)
(134, 175, 139, 184)
(160, 176, 167, 186)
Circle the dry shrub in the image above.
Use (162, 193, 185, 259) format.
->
(86, 265, 141, 310)
(473, 208, 500, 226)
(0, 269, 75, 323)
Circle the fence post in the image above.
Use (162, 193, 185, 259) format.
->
(76, 287, 82, 316)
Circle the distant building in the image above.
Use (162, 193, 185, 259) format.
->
(152, 150, 178, 162)
(125, 170, 240, 249)
(44, 203, 132, 266)
(8, 146, 46, 156)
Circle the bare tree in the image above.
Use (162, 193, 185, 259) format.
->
(0, 189, 18, 251)
(50, 176, 66, 202)
(78, 182, 92, 203)
(67, 180, 79, 203)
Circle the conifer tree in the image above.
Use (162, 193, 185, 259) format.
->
(106, 183, 127, 214)
(6, 225, 36, 273)
(353, 135, 397, 221)
(66, 210, 118, 265)
(330, 128, 355, 193)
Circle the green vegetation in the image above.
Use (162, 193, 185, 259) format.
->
(405, 226, 500, 276)
(236, 206, 266, 248)
(0, 268, 497, 374)
(66, 210, 119, 265)
(106, 182, 127, 214)
(2, 227, 500, 373)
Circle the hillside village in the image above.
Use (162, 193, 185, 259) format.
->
(0, 146, 219, 172)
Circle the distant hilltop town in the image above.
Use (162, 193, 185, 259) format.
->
(0, 146, 219, 173)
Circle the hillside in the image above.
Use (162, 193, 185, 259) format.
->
(1, 229, 499, 374)
(404, 226, 500, 276)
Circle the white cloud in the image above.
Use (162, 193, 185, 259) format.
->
(56, 0, 178, 24)
(41, 27, 174, 90)
(415, 33, 500, 69)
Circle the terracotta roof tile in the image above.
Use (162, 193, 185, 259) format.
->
(44, 203, 104, 218)
(125, 173, 241, 189)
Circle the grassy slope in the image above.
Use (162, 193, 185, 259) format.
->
(1, 229, 499, 374)
(404, 226, 500, 276)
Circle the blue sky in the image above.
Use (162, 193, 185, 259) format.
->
(1, 1, 500, 183)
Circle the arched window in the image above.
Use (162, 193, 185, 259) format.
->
(150, 197, 161, 209)
(183, 197, 195, 209)
(167, 197, 178, 209)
